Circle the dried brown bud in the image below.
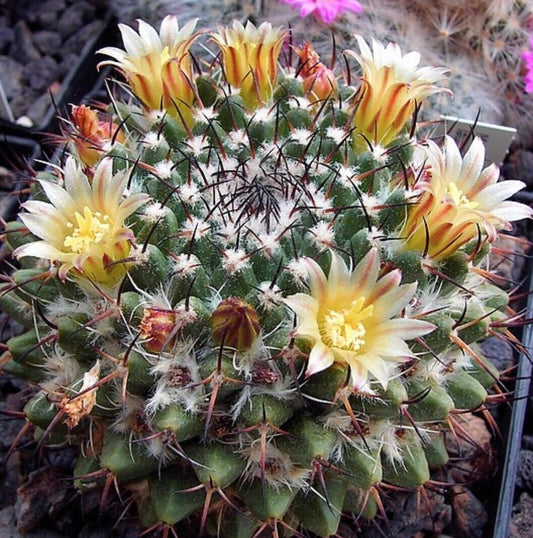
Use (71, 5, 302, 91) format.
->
(139, 307, 177, 353)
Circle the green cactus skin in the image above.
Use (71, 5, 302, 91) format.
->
(0, 18, 524, 538)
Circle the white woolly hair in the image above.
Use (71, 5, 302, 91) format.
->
(46, 295, 96, 320)
(231, 373, 298, 423)
(111, 393, 146, 433)
(145, 339, 205, 414)
(40, 353, 83, 394)
(241, 440, 310, 489)
(372, 420, 431, 469)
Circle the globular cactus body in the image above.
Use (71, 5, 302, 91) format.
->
(1, 15, 531, 537)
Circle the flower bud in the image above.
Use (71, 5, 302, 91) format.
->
(295, 42, 336, 102)
(211, 297, 261, 351)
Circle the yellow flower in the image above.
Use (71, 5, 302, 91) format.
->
(211, 21, 287, 109)
(98, 16, 199, 126)
(14, 157, 149, 286)
(400, 136, 532, 260)
(283, 249, 434, 389)
(347, 36, 449, 152)
(67, 104, 125, 168)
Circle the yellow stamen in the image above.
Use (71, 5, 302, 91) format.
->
(64, 207, 113, 254)
(321, 297, 374, 351)
(447, 182, 479, 209)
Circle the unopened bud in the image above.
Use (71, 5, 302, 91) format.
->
(211, 297, 261, 351)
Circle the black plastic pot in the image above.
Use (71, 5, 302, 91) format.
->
(492, 271, 533, 537)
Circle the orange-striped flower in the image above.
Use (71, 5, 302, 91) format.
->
(68, 105, 125, 168)
(283, 249, 434, 390)
(400, 136, 532, 260)
(211, 21, 287, 109)
(347, 36, 448, 152)
(295, 42, 337, 102)
(14, 157, 149, 286)
(98, 16, 199, 126)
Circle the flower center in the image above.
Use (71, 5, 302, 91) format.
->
(447, 182, 479, 209)
(320, 296, 374, 351)
(64, 207, 113, 254)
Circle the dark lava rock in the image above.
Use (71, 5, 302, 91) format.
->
(26, 91, 55, 123)
(523, 434, 533, 451)
(32, 30, 62, 56)
(479, 335, 515, 372)
(359, 489, 451, 537)
(14, 467, 69, 533)
(0, 56, 24, 98)
(57, 1, 96, 39)
(516, 450, 533, 493)
(450, 486, 489, 538)
(9, 20, 40, 63)
(0, 25, 14, 54)
(24, 56, 59, 91)
(511, 492, 533, 538)
(9, 87, 40, 118)
(57, 52, 78, 77)
(35, 0, 67, 28)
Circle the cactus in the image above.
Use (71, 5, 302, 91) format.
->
(1, 16, 531, 537)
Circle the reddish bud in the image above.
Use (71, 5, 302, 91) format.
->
(69, 105, 124, 168)
(211, 297, 261, 351)
(295, 42, 337, 101)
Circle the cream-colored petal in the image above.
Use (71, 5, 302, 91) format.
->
(350, 247, 379, 293)
(13, 241, 65, 261)
(327, 251, 351, 291)
(38, 180, 77, 215)
(117, 193, 151, 220)
(284, 294, 320, 339)
(374, 318, 435, 340)
(365, 355, 398, 389)
(18, 213, 65, 246)
(97, 46, 128, 63)
(457, 137, 485, 190)
(119, 23, 146, 57)
(368, 337, 413, 358)
(370, 281, 418, 320)
(300, 257, 328, 305)
(283, 293, 319, 318)
(160, 15, 179, 48)
(348, 360, 369, 390)
(474, 180, 526, 208)
(92, 158, 118, 214)
(64, 158, 93, 207)
(137, 19, 162, 53)
(307, 341, 335, 377)
(491, 201, 533, 221)
(21, 199, 61, 219)
(443, 136, 463, 184)
(366, 269, 402, 303)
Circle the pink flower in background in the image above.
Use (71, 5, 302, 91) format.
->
(280, 0, 363, 24)
(523, 35, 533, 93)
